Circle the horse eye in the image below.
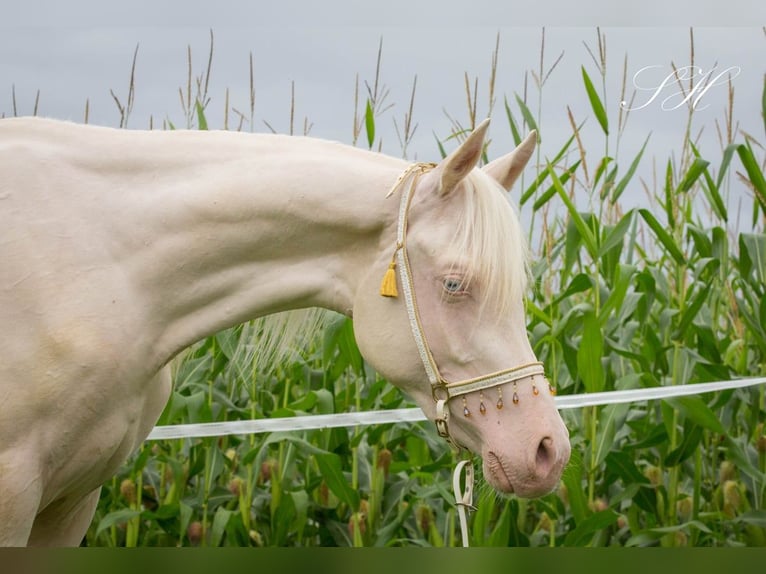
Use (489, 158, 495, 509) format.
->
(443, 277, 465, 294)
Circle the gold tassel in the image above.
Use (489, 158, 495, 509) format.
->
(380, 261, 398, 297)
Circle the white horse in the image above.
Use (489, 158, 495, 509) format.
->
(0, 117, 569, 546)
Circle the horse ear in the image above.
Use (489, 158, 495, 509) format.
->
(436, 118, 491, 196)
(482, 130, 537, 191)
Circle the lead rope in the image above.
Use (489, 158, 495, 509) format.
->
(453, 459, 475, 547)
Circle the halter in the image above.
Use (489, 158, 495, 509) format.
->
(381, 163, 549, 451)
(381, 162, 555, 546)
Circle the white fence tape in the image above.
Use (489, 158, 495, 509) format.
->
(146, 376, 766, 441)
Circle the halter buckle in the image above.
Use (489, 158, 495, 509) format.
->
(434, 398, 450, 438)
(432, 383, 450, 402)
(435, 418, 450, 439)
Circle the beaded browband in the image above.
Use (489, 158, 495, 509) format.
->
(380, 162, 555, 450)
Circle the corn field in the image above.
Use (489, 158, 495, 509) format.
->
(4, 28, 765, 547)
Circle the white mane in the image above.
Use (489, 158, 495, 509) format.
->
(452, 168, 530, 317)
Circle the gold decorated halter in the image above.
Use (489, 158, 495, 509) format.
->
(381, 162, 553, 451)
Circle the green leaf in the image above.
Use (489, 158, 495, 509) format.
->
(664, 423, 704, 466)
(364, 99, 375, 149)
(736, 510, 766, 528)
(675, 157, 709, 193)
(434, 133, 448, 159)
(664, 395, 725, 434)
(577, 310, 604, 393)
(638, 209, 685, 265)
(533, 160, 581, 211)
(594, 403, 630, 468)
(271, 491, 297, 545)
(553, 273, 593, 306)
(605, 450, 650, 485)
(487, 500, 513, 546)
(762, 72, 766, 138)
(520, 135, 576, 205)
(514, 92, 538, 133)
(625, 521, 712, 546)
(612, 135, 649, 203)
(561, 448, 588, 524)
(737, 143, 766, 211)
(581, 66, 609, 135)
(674, 283, 712, 338)
(564, 509, 619, 546)
(716, 143, 740, 191)
(598, 209, 635, 259)
(503, 95, 522, 146)
(209, 507, 233, 547)
(95, 509, 143, 537)
(663, 159, 675, 229)
(604, 451, 657, 513)
(689, 141, 728, 221)
(195, 100, 208, 131)
(593, 156, 613, 190)
(314, 452, 360, 511)
(687, 225, 712, 258)
(599, 263, 636, 323)
(551, 162, 599, 259)
(740, 233, 766, 285)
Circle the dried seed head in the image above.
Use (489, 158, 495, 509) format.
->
(537, 512, 553, 532)
(588, 498, 608, 513)
(376, 448, 393, 477)
(187, 521, 203, 545)
(723, 480, 742, 517)
(142, 485, 158, 511)
(415, 504, 433, 533)
(756, 435, 766, 455)
(616, 515, 627, 529)
(225, 448, 237, 463)
(644, 465, 662, 486)
(318, 481, 330, 507)
(719, 460, 736, 483)
(249, 530, 263, 546)
(673, 530, 688, 547)
(228, 476, 244, 497)
(259, 459, 278, 484)
(676, 497, 693, 522)
(347, 512, 367, 538)
(120, 478, 137, 504)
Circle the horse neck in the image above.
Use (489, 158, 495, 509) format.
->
(108, 129, 405, 364)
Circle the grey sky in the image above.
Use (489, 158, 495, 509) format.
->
(2, 2, 764, 235)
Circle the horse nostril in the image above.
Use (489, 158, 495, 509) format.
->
(535, 436, 554, 476)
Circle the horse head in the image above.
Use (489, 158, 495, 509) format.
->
(354, 120, 570, 497)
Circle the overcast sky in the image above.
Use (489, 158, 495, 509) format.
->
(2, 2, 764, 233)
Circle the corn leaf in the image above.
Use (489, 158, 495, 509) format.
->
(638, 209, 685, 265)
(514, 92, 538, 133)
(551, 161, 599, 259)
(365, 99, 375, 149)
(737, 142, 766, 211)
(581, 66, 608, 135)
(612, 135, 649, 203)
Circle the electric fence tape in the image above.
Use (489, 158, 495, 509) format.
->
(147, 376, 766, 441)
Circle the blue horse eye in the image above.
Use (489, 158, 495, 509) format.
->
(443, 278, 463, 293)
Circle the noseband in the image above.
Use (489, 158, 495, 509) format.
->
(381, 163, 554, 451)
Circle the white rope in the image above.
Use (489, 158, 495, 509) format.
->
(146, 375, 766, 548)
(146, 376, 766, 440)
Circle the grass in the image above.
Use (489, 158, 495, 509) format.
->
(4, 28, 766, 547)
